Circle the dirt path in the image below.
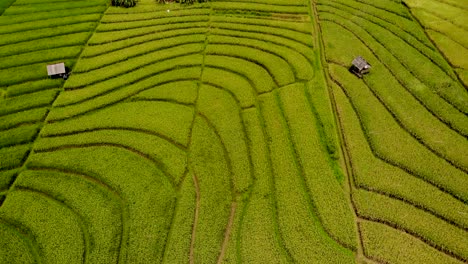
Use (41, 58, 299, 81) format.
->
(189, 172, 201, 264)
(217, 202, 237, 264)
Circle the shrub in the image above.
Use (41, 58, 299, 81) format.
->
(111, 0, 136, 7)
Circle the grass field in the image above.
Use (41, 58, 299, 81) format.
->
(0, 0, 467, 263)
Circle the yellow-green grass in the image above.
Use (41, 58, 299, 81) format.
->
(50, 67, 201, 124)
(64, 45, 203, 89)
(211, 0, 306, 5)
(0, 6, 106, 25)
(106, 1, 209, 14)
(0, 14, 101, 35)
(329, 64, 468, 202)
(189, 116, 233, 264)
(101, 8, 210, 23)
(130, 80, 198, 106)
(208, 34, 314, 80)
(35, 129, 188, 185)
(319, 0, 430, 47)
(0, 23, 97, 46)
(14, 169, 124, 263)
(320, 20, 468, 136)
(26, 146, 176, 263)
(333, 83, 468, 230)
(0, 217, 36, 264)
(318, 10, 468, 113)
(3, 0, 106, 15)
(198, 85, 253, 193)
(305, 76, 341, 160)
(259, 92, 355, 263)
(0, 108, 48, 130)
(212, 16, 314, 34)
(0, 190, 85, 264)
(89, 21, 209, 45)
(318, 1, 451, 75)
(211, 18, 314, 47)
(0, 169, 17, 191)
(82, 28, 207, 58)
(6, 79, 62, 97)
(350, 0, 411, 18)
(0, 124, 40, 148)
(426, 29, 468, 74)
(201, 67, 256, 108)
(0, 46, 82, 70)
(204, 55, 276, 94)
(43, 101, 195, 147)
(354, 189, 468, 261)
(207, 44, 295, 86)
(210, 27, 315, 64)
(239, 108, 291, 263)
(456, 69, 468, 87)
(278, 83, 357, 249)
(402, 0, 468, 30)
(0, 145, 30, 170)
(360, 221, 464, 264)
(0, 89, 58, 116)
(0, 0, 15, 14)
(98, 15, 210, 32)
(162, 173, 196, 263)
(211, 2, 308, 14)
(0, 31, 90, 58)
(407, 8, 468, 49)
(74, 35, 205, 73)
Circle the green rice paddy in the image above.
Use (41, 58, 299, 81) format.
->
(0, 0, 467, 263)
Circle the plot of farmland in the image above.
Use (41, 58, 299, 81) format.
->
(0, 0, 467, 263)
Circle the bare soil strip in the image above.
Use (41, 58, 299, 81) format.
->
(217, 202, 237, 264)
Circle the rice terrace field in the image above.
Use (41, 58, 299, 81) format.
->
(0, 0, 467, 263)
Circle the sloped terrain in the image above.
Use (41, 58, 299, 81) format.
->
(0, 0, 466, 263)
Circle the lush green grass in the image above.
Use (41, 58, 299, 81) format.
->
(333, 84, 468, 230)
(0, 218, 36, 264)
(198, 85, 253, 193)
(360, 221, 463, 264)
(1, 0, 467, 262)
(26, 146, 176, 263)
(15, 169, 124, 263)
(278, 83, 357, 250)
(259, 92, 355, 263)
(189, 116, 233, 264)
(0, 190, 85, 263)
(0, 89, 58, 116)
(239, 108, 290, 263)
(355, 189, 468, 260)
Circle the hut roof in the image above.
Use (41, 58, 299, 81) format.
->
(47, 62, 66, 76)
(352, 56, 371, 71)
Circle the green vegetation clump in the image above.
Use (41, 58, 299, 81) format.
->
(111, 0, 136, 8)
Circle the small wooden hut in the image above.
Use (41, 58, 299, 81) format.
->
(47, 62, 68, 79)
(349, 56, 371, 78)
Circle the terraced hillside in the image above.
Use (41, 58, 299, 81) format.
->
(0, 0, 467, 263)
(402, 0, 468, 87)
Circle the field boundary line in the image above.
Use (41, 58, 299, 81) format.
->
(216, 202, 237, 264)
(0, 216, 43, 264)
(308, 0, 367, 261)
(14, 186, 91, 263)
(3, 2, 110, 200)
(402, 4, 468, 89)
(27, 166, 129, 264)
(321, 17, 468, 137)
(330, 75, 467, 204)
(189, 171, 200, 264)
